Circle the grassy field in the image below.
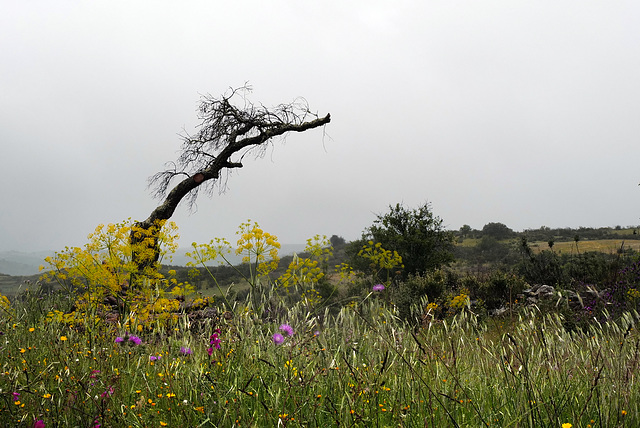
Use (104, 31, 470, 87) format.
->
(456, 237, 640, 254)
(1, 224, 639, 426)
(0, 274, 41, 298)
(529, 239, 640, 254)
(0, 283, 638, 427)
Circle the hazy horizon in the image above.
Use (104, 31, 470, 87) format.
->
(2, 222, 638, 276)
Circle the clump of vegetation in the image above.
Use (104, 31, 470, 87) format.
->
(348, 202, 455, 279)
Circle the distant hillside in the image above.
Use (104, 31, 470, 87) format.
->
(0, 251, 54, 276)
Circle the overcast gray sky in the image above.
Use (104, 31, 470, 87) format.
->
(2, 1, 640, 253)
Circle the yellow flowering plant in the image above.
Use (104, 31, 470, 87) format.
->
(276, 235, 332, 305)
(448, 290, 470, 315)
(186, 237, 233, 309)
(426, 302, 439, 312)
(357, 241, 403, 288)
(186, 237, 233, 268)
(186, 220, 283, 309)
(235, 220, 281, 285)
(335, 263, 356, 285)
(0, 292, 14, 320)
(40, 218, 193, 331)
(627, 288, 640, 301)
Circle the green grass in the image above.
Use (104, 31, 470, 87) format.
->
(610, 228, 638, 237)
(456, 238, 481, 248)
(1, 284, 638, 427)
(531, 239, 640, 254)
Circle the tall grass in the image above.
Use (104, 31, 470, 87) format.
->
(1, 281, 638, 427)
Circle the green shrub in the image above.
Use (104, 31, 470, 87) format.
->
(390, 269, 458, 321)
(474, 271, 528, 310)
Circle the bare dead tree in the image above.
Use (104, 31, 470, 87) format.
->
(131, 86, 330, 277)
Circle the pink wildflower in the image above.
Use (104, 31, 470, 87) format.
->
(279, 324, 294, 336)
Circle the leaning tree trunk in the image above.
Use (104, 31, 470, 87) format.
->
(130, 172, 205, 279)
(130, 102, 330, 284)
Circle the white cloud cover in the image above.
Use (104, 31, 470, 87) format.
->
(2, 0, 639, 252)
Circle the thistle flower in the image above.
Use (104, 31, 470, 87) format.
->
(373, 284, 385, 292)
(279, 324, 294, 336)
(129, 335, 142, 345)
(272, 333, 285, 345)
(116, 333, 141, 345)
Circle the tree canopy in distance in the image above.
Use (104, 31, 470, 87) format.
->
(364, 202, 455, 278)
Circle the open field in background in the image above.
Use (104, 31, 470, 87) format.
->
(0, 274, 40, 298)
(456, 237, 640, 252)
(609, 228, 640, 236)
(530, 239, 640, 254)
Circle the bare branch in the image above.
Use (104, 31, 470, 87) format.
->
(131, 85, 330, 276)
(149, 85, 328, 203)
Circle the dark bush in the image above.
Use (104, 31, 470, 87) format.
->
(472, 271, 527, 310)
(391, 269, 458, 321)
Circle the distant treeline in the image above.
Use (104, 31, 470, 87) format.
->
(455, 223, 639, 242)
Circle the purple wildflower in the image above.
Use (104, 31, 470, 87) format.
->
(149, 355, 161, 361)
(279, 324, 294, 336)
(373, 284, 385, 292)
(114, 336, 124, 343)
(180, 346, 192, 355)
(33, 421, 45, 428)
(12, 392, 20, 401)
(272, 333, 285, 345)
(210, 332, 221, 349)
(129, 335, 142, 345)
(100, 386, 114, 398)
(207, 332, 221, 357)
